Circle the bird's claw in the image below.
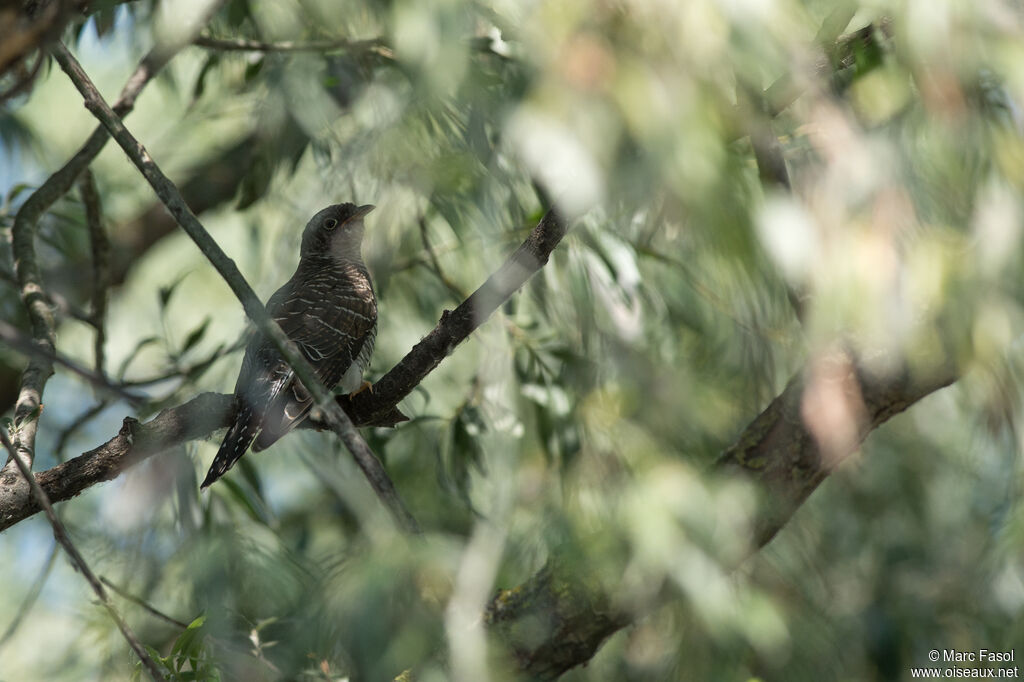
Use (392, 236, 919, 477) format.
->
(349, 380, 373, 397)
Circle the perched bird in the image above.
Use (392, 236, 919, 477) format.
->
(201, 203, 377, 488)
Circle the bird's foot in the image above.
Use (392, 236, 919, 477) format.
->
(349, 380, 373, 397)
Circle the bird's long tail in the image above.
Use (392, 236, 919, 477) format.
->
(201, 403, 259, 489)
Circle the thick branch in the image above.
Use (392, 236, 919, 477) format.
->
(484, 353, 957, 679)
(339, 210, 568, 427)
(716, 353, 958, 547)
(486, 560, 630, 679)
(3, 47, 164, 474)
(0, 209, 568, 530)
(0, 393, 233, 530)
(0, 428, 166, 681)
(52, 43, 419, 533)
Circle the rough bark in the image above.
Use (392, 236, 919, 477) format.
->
(480, 352, 958, 679)
(0, 210, 569, 531)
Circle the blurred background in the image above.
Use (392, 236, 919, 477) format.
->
(0, 0, 1023, 679)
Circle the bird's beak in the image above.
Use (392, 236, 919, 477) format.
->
(354, 204, 375, 219)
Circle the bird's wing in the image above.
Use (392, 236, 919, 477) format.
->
(251, 270, 377, 450)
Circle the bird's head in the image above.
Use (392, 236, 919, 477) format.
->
(300, 203, 375, 262)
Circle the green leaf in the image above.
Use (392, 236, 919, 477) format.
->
(143, 644, 165, 665)
(219, 475, 272, 525)
(158, 273, 189, 309)
(243, 57, 265, 83)
(253, 616, 278, 631)
(192, 54, 221, 101)
(237, 456, 265, 502)
(226, 0, 251, 27)
(116, 336, 159, 380)
(92, 9, 117, 38)
(235, 152, 273, 210)
(5, 182, 32, 205)
(180, 317, 211, 356)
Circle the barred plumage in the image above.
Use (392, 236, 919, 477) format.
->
(201, 203, 377, 489)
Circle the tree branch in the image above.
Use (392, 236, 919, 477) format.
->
(78, 168, 110, 380)
(52, 43, 420, 534)
(2, 43, 172, 476)
(0, 428, 166, 681)
(0, 209, 568, 531)
(716, 351, 958, 546)
(194, 34, 391, 57)
(0, 320, 144, 405)
(485, 351, 958, 679)
(485, 559, 630, 679)
(0, 541, 57, 650)
(0, 393, 232, 531)
(727, 18, 891, 139)
(99, 576, 191, 630)
(339, 209, 568, 427)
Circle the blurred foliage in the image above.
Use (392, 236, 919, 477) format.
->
(0, 0, 1023, 680)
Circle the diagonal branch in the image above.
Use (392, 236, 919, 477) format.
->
(194, 34, 392, 57)
(486, 351, 958, 679)
(339, 209, 568, 427)
(78, 169, 111, 380)
(3, 41, 181, 477)
(0, 210, 569, 531)
(0, 541, 57, 650)
(52, 43, 420, 534)
(417, 215, 466, 301)
(716, 352, 958, 546)
(99, 576, 191, 630)
(0, 320, 144, 405)
(726, 18, 891, 140)
(0, 428, 166, 681)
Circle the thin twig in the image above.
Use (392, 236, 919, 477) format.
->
(0, 0, 62, 79)
(728, 19, 890, 139)
(100, 577, 190, 630)
(78, 169, 110, 380)
(0, 428, 167, 681)
(418, 215, 466, 300)
(342, 210, 569, 427)
(53, 43, 420, 535)
(0, 320, 145, 406)
(118, 334, 246, 388)
(738, 82, 805, 323)
(0, 266, 99, 328)
(0, 541, 58, 650)
(0, 210, 571, 530)
(0, 48, 46, 103)
(3, 46, 167, 475)
(54, 400, 109, 463)
(194, 34, 391, 57)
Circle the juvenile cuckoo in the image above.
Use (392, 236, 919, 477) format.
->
(201, 203, 377, 488)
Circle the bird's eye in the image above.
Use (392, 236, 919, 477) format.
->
(324, 218, 339, 230)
